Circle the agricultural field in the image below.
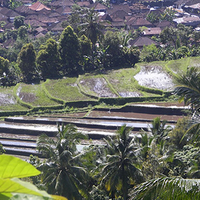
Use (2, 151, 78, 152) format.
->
(0, 86, 27, 111)
(44, 78, 93, 102)
(17, 83, 60, 107)
(1, 57, 200, 113)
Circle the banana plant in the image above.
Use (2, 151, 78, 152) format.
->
(0, 154, 67, 200)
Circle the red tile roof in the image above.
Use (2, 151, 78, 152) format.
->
(29, 1, 51, 11)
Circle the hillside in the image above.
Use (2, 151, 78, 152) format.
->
(0, 57, 199, 116)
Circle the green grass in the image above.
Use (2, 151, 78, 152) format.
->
(166, 58, 190, 74)
(19, 83, 60, 107)
(138, 61, 167, 68)
(104, 65, 163, 97)
(78, 74, 117, 98)
(189, 56, 200, 68)
(45, 78, 93, 102)
(0, 57, 198, 114)
(104, 67, 141, 95)
(0, 86, 28, 111)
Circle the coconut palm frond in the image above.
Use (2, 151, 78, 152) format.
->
(130, 177, 200, 200)
(174, 67, 200, 110)
(37, 123, 89, 199)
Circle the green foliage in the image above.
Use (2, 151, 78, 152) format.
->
(162, 8, 175, 22)
(130, 177, 200, 200)
(37, 39, 61, 79)
(79, 35, 92, 70)
(8, 0, 22, 9)
(14, 16, 25, 29)
(80, 8, 103, 46)
(160, 25, 193, 48)
(160, 27, 177, 47)
(173, 145, 200, 177)
(0, 21, 6, 28)
(59, 26, 80, 75)
(176, 46, 190, 59)
(174, 67, 200, 111)
(18, 26, 27, 40)
(0, 56, 9, 77)
(68, 4, 86, 32)
(100, 125, 144, 199)
(123, 46, 140, 67)
(0, 154, 66, 200)
(37, 124, 89, 199)
(17, 43, 37, 82)
(140, 44, 159, 62)
(150, 117, 172, 145)
(146, 12, 160, 23)
(102, 31, 122, 68)
(169, 117, 189, 149)
(79, 34, 92, 57)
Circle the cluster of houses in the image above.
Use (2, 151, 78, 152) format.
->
(1, 0, 200, 49)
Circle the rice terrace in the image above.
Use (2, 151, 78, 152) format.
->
(0, 57, 195, 158)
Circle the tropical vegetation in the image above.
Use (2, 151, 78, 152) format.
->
(1, 2, 200, 199)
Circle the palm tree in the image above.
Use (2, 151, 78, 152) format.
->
(130, 177, 200, 200)
(100, 125, 144, 200)
(79, 8, 104, 68)
(80, 8, 103, 47)
(174, 67, 200, 115)
(174, 67, 200, 141)
(37, 124, 88, 200)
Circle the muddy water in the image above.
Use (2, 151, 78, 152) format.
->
(134, 66, 175, 91)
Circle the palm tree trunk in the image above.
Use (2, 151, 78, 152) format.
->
(122, 164, 128, 200)
(92, 44, 95, 69)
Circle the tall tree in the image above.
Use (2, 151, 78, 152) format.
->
(102, 31, 122, 68)
(79, 8, 104, 68)
(0, 56, 9, 76)
(18, 25, 27, 40)
(37, 124, 88, 199)
(80, 8, 103, 47)
(17, 43, 37, 82)
(79, 34, 92, 71)
(37, 38, 61, 79)
(68, 5, 87, 33)
(14, 16, 25, 29)
(160, 27, 178, 47)
(100, 125, 144, 200)
(59, 26, 80, 75)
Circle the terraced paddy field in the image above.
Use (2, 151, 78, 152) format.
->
(0, 103, 188, 159)
(1, 57, 200, 114)
(0, 57, 198, 159)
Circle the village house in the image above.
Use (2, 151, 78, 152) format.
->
(129, 36, 160, 49)
(0, 0, 198, 49)
(126, 16, 154, 29)
(143, 27, 162, 36)
(173, 15, 200, 27)
(0, 7, 19, 22)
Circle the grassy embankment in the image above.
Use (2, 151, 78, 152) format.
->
(0, 57, 200, 116)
